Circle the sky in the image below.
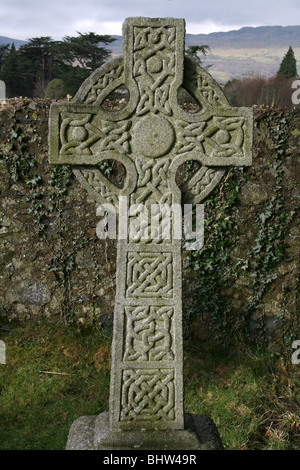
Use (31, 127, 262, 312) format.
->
(0, 0, 300, 40)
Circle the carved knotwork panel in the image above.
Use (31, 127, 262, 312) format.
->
(132, 25, 177, 117)
(123, 306, 174, 362)
(126, 252, 173, 298)
(120, 369, 175, 422)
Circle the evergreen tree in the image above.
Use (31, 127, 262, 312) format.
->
(0, 44, 9, 73)
(58, 66, 89, 97)
(185, 45, 210, 66)
(18, 37, 60, 97)
(60, 32, 116, 71)
(0, 32, 116, 98)
(55, 32, 116, 96)
(278, 46, 298, 79)
(0, 44, 29, 97)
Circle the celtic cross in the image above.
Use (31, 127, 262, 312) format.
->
(49, 17, 252, 445)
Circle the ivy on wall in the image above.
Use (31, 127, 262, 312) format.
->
(1, 99, 97, 324)
(243, 109, 299, 307)
(185, 106, 300, 348)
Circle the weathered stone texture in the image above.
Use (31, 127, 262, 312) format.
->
(0, 99, 116, 324)
(65, 411, 224, 450)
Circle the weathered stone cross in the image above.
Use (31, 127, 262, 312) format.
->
(49, 17, 252, 449)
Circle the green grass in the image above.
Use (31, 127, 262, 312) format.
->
(0, 322, 111, 450)
(184, 343, 300, 450)
(0, 322, 299, 450)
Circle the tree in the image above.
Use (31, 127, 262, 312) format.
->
(44, 78, 66, 99)
(17, 37, 60, 97)
(223, 74, 296, 109)
(60, 32, 116, 71)
(0, 44, 9, 73)
(278, 46, 297, 79)
(54, 32, 116, 96)
(57, 66, 89, 97)
(185, 45, 210, 66)
(223, 76, 265, 107)
(0, 44, 28, 97)
(0, 32, 116, 98)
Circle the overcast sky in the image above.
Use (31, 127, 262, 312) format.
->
(0, 0, 299, 40)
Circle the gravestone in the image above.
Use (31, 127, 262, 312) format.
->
(49, 17, 253, 450)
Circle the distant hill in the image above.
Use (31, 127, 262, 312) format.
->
(110, 35, 123, 57)
(2, 25, 300, 84)
(185, 25, 300, 49)
(195, 26, 300, 83)
(0, 36, 26, 48)
(109, 26, 300, 83)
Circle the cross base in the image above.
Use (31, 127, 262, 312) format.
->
(65, 412, 223, 450)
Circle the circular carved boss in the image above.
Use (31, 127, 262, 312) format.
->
(132, 115, 175, 158)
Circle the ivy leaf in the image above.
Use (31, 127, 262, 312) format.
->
(10, 130, 18, 139)
(259, 213, 267, 224)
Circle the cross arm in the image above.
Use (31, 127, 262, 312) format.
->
(48, 102, 137, 207)
(49, 103, 115, 165)
(174, 107, 253, 168)
(170, 106, 253, 204)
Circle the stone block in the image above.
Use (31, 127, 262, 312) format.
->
(66, 412, 224, 450)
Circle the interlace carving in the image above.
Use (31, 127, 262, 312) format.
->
(132, 158, 171, 204)
(183, 57, 228, 108)
(175, 116, 245, 158)
(126, 252, 173, 298)
(83, 58, 124, 105)
(124, 306, 174, 361)
(58, 112, 131, 157)
(133, 26, 176, 116)
(120, 369, 175, 421)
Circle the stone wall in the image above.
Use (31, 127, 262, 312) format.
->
(0, 99, 299, 347)
(0, 99, 116, 327)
